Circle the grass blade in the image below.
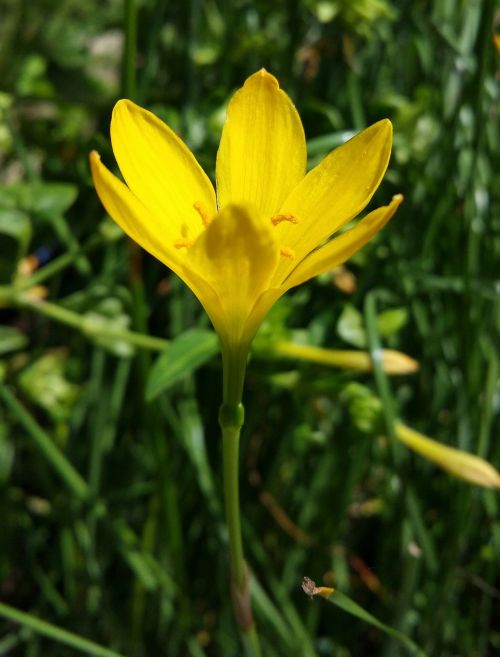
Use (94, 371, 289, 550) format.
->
(0, 602, 127, 657)
(323, 590, 426, 657)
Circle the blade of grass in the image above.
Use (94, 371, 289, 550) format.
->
(0, 383, 89, 500)
(322, 590, 426, 657)
(0, 603, 127, 657)
(364, 293, 439, 573)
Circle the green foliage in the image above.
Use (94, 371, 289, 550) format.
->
(0, 1, 499, 656)
(337, 304, 408, 347)
(146, 329, 219, 401)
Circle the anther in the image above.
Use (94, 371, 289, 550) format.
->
(174, 238, 193, 249)
(271, 213, 298, 226)
(193, 202, 211, 227)
(280, 246, 295, 259)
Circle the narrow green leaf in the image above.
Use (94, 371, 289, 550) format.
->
(0, 383, 89, 500)
(0, 602, 126, 657)
(325, 590, 425, 656)
(145, 329, 219, 401)
(250, 577, 296, 651)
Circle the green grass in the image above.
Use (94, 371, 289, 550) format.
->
(1, 1, 499, 656)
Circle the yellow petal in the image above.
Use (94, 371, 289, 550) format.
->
(90, 151, 222, 321)
(111, 99, 217, 243)
(244, 287, 285, 348)
(187, 203, 280, 347)
(272, 120, 393, 285)
(395, 422, 500, 488)
(283, 194, 402, 290)
(90, 150, 179, 268)
(377, 350, 419, 375)
(216, 69, 306, 217)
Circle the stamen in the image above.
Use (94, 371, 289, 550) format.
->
(174, 238, 193, 249)
(280, 246, 295, 259)
(193, 202, 211, 227)
(271, 213, 298, 226)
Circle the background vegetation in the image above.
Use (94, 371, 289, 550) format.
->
(0, 0, 499, 655)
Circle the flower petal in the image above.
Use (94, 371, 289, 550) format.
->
(90, 150, 179, 268)
(111, 99, 217, 243)
(272, 119, 393, 285)
(216, 69, 306, 217)
(395, 422, 500, 488)
(245, 195, 398, 340)
(282, 194, 402, 290)
(187, 203, 280, 347)
(90, 151, 222, 320)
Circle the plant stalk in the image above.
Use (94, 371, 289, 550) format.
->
(219, 346, 262, 656)
(122, 0, 137, 100)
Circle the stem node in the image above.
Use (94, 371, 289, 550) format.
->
(219, 402, 245, 430)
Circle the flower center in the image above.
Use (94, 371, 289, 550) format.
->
(174, 202, 212, 249)
(173, 206, 299, 259)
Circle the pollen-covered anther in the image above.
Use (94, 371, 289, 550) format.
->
(193, 201, 212, 227)
(280, 246, 295, 259)
(174, 238, 193, 249)
(271, 213, 298, 226)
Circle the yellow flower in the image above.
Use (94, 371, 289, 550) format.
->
(395, 422, 500, 489)
(90, 69, 401, 355)
(269, 341, 418, 375)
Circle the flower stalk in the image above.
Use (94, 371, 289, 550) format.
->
(218, 347, 262, 655)
(219, 379, 246, 595)
(221, 418, 246, 590)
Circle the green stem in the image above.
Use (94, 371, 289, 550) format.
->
(14, 293, 169, 352)
(15, 234, 105, 290)
(122, 0, 137, 100)
(221, 345, 248, 407)
(222, 422, 245, 588)
(218, 346, 261, 656)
